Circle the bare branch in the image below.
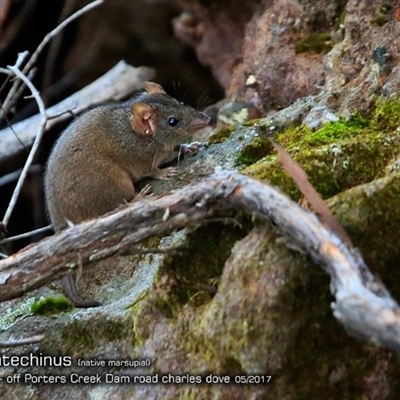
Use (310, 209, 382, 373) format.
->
(272, 140, 353, 246)
(0, 51, 29, 118)
(0, 67, 10, 75)
(0, 170, 399, 352)
(0, 0, 104, 120)
(0, 165, 41, 188)
(0, 61, 155, 165)
(0, 51, 29, 115)
(0, 334, 45, 348)
(0, 225, 52, 245)
(2, 65, 47, 227)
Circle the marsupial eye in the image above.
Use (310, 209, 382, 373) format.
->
(168, 117, 179, 126)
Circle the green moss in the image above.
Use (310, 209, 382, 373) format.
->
(236, 138, 274, 166)
(245, 131, 399, 200)
(208, 127, 235, 144)
(60, 320, 95, 352)
(242, 118, 262, 127)
(370, 96, 400, 131)
(331, 172, 400, 301)
(31, 296, 72, 316)
(0, 298, 35, 329)
(158, 221, 249, 312)
(290, 113, 368, 148)
(132, 219, 250, 335)
(294, 33, 334, 54)
(280, 248, 379, 399)
(241, 97, 400, 200)
(59, 315, 132, 356)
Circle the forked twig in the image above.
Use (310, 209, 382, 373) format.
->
(0, 0, 104, 228)
(0, 0, 104, 120)
(0, 170, 399, 352)
(1, 66, 47, 227)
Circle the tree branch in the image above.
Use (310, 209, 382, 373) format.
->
(2, 64, 47, 227)
(0, 170, 399, 352)
(0, 61, 155, 165)
(0, 0, 104, 120)
(0, 334, 44, 348)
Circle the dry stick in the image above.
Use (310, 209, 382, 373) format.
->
(13, 67, 36, 108)
(0, 50, 29, 111)
(0, 67, 10, 75)
(0, 0, 104, 120)
(0, 225, 52, 245)
(1, 66, 47, 227)
(0, 165, 42, 188)
(0, 51, 30, 120)
(0, 334, 45, 348)
(0, 61, 155, 164)
(271, 140, 353, 246)
(0, 53, 31, 155)
(0, 170, 399, 352)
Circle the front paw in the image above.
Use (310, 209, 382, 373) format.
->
(154, 167, 178, 180)
(179, 141, 203, 156)
(133, 184, 153, 201)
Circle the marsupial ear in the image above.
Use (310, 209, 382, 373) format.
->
(130, 102, 157, 137)
(142, 81, 166, 95)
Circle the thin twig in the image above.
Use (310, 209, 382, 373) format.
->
(25, 0, 103, 74)
(0, 170, 399, 352)
(0, 0, 104, 120)
(0, 334, 45, 348)
(272, 140, 353, 246)
(0, 225, 52, 245)
(0, 61, 155, 164)
(0, 50, 29, 118)
(2, 66, 47, 227)
(46, 107, 76, 120)
(0, 164, 42, 188)
(0, 62, 29, 153)
(13, 68, 37, 108)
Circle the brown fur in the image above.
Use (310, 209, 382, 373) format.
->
(45, 82, 210, 307)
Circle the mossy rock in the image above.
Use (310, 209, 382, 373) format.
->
(208, 127, 235, 144)
(294, 32, 334, 54)
(240, 98, 400, 200)
(31, 296, 72, 316)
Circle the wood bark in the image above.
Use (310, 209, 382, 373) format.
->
(0, 170, 399, 352)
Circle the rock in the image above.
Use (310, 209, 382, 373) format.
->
(4, 0, 400, 398)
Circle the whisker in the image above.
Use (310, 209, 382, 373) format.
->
(146, 138, 155, 150)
